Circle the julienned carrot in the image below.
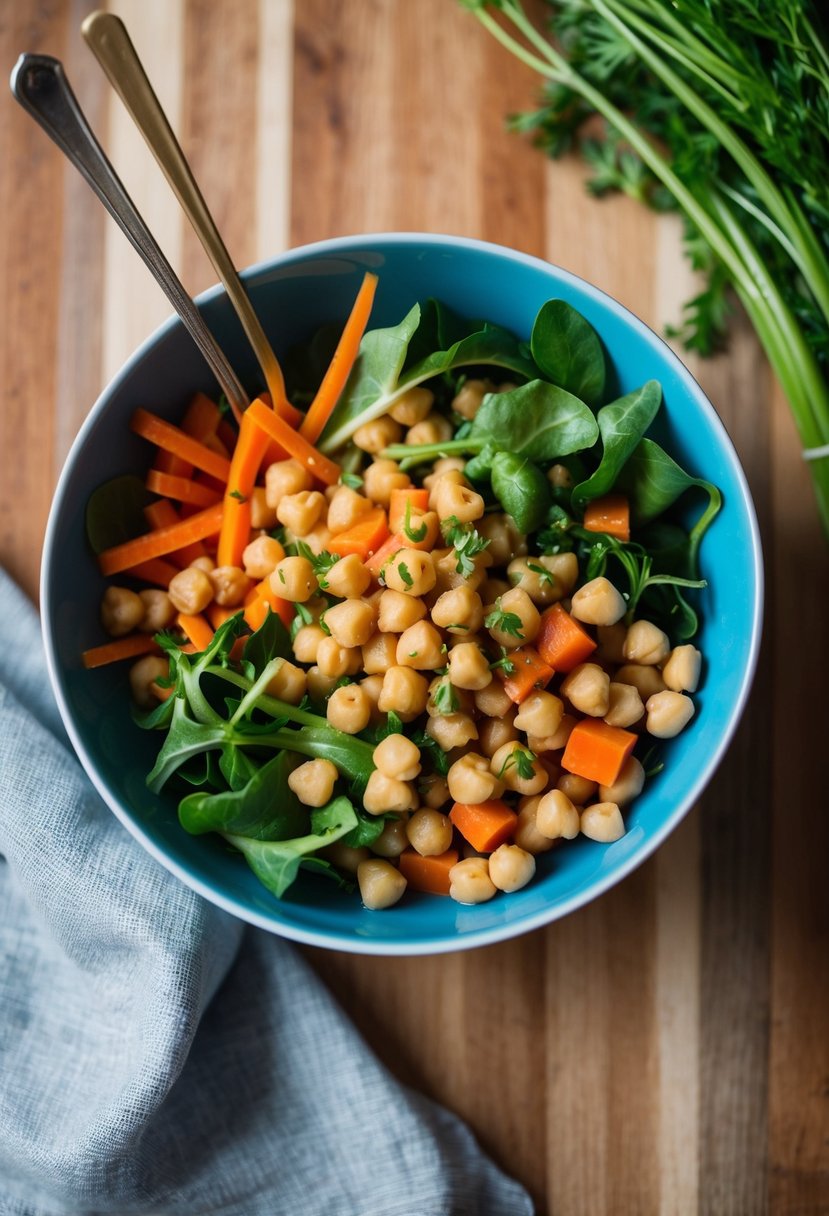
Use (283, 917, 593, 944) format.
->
(299, 272, 379, 445)
(146, 469, 222, 508)
(82, 634, 160, 669)
(176, 612, 214, 652)
(398, 849, 459, 896)
(144, 499, 209, 565)
(131, 408, 231, 482)
(100, 502, 224, 577)
(449, 800, 518, 853)
(583, 493, 630, 542)
(536, 603, 597, 673)
(561, 719, 637, 787)
(122, 557, 180, 587)
(245, 398, 341, 486)
(388, 487, 430, 533)
(500, 646, 555, 703)
(328, 507, 390, 561)
(216, 409, 270, 568)
(243, 579, 294, 631)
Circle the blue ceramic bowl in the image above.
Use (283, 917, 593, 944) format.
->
(42, 234, 762, 955)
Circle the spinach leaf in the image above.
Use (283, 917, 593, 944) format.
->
(242, 607, 292, 677)
(530, 299, 606, 406)
(571, 380, 662, 510)
(85, 474, 152, 554)
(224, 796, 358, 899)
(179, 751, 308, 839)
(490, 452, 551, 533)
(470, 380, 599, 460)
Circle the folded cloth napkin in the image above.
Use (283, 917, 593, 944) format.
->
(0, 571, 532, 1216)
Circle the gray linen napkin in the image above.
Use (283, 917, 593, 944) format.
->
(0, 571, 532, 1216)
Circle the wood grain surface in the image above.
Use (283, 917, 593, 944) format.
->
(2, 2, 828, 1212)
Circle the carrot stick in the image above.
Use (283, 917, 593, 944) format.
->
(327, 507, 390, 561)
(245, 398, 341, 486)
(144, 499, 210, 565)
(131, 408, 231, 482)
(583, 493, 630, 542)
(449, 800, 518, 853)
(82, 634, 161, 669)
(100, 502, 224, 576)
(398, 849, 459, 896)
(146, 470, 222, 508)
(122, 557, 180, 587)
(500, 646, 555, 703)
(299, 272, 379, 444)
(176, 612, 214, 652)
(561, 719, 637, 787)
(216, 409, 270, 568)
(536, 603, 597, 673)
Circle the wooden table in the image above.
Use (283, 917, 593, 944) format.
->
(2, 3, 827, 1211)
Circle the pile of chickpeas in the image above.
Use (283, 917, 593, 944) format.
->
(102, 377, 703, 909)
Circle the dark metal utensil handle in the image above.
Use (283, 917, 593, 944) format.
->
(10, 53, 249, 415)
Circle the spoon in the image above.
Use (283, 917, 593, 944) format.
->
(9, 53, 249, 417)
(82, 11, 288, 414)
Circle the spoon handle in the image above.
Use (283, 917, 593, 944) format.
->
(82, 11, 288, 411)
(10, 53, 249, 415)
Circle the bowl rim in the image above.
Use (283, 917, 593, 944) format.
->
(41, 231, 764, 955)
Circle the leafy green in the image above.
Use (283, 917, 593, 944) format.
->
(571, 381, 662, 510)
(179, 751, 308, 839)
(85, 474, 152, 554)
(490, 451, 551, 533)
(470, 380, 599, 460)
(530, 299, 606, 406)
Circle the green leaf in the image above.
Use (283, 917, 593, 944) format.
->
(571, 381, 662, 510)
(242, 608, 292, 677)
(85, 475, 152, 555)
(223, 796, 358, 899)
(470, 380, 599, 461)
(530, 299, 607, 406)
(179, 751, 309, 839)
(490, 451, 551, 533)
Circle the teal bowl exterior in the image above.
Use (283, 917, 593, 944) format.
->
(41, 234, 763, 955)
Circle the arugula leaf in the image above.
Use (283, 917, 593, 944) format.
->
(85, 474, 152, 554)
(530, 299, 607, 406)
(571, 381, 662, 510)
(242, 608, 292, 677)
(179, 751, 308, 839)
(490, 451, 551, 533)
(469, 380, 599, 460)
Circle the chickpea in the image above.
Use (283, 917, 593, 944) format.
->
(353, 414, 403, 454)
(447, 642, 492, 691)
(434, 480, 485, 524)
(513, 690, 564, 738)
(406, 808, 453, 857)
(243, 534, 284, 580)
(406, 413, 453, 447)
(320, 842, 370, 874)
(452, 378, 492, 420)
(372, 733, 421, 782)
(419, 773, 451, 809)
(326, 485, 373, 535)
(662, 645, 702, 693)
(476, 513, 527, 565)
(383, 549, 436, 597)
(615, 663, 666, 700)
(599, 755, 645, 807)
(321, 554, 370, 600)
(316, 636, 362, 679)
(361, 631, 399, 675)
(430, 585, 483, 636)
(357, 858, 407, 910)
(623, 619, 670, 666)
(426, 712, 478, 751)
(249, 486, 277, 531)
(570, 576, 627, 627)
(604, 681, 644, 729)
(363, 459, 411, 507)
(595, 622, 627, 665)
(378, 666, 430, 719)
(265, 458, 312, 509)
(306, 666, 340, 703)
(378, 588, 427, 634)
(447, 752, 504, 805)
(560, 662, 610, 717)
(370, 817, 410, 859)
(266, 659, 307, 705)
(389, 385, 434, 427)
(287, 757, 338, 807)
(536, 789, 580, 840)
(488, 844, 536, 893)
(326, 683, 371, 734)
(270, 556, 317, 603)
(646, 690, 695, 738)
(557, 773, 597, 805)
(323, 599, 376, 649)
(360, 673, 386, 722)
(547, 463, 574, 489)
(474, 680, 513, 718)
(276, 490, 326, 537)
(363, 770, 416, 815)
(137, 589, 175, 633)
(490, 742, 548, 796)
(129, 655, 169, 709)
(478, 714, 520, 759)
(514, 799, 555, 855)
(168, 567, 214, 615)
(449, 857, 497, 904)
(209, 565, 252, 608)
(580, 801, 626, 843)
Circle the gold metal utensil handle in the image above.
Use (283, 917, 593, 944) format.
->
(82, 10, 288, 410)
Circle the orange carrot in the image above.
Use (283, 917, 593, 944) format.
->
(500, 646, 555, 703)
(328, 507, 390, 561)
(122, 557, 180, 587)
(243, 579, 294, 631)
(536, 603, 597, 673)
(146, 469, 222, 508)
(143, 499, 211, 566)
(100, 502, 224, 576)
(398, 849, 459, 896)
(82, 634, 161, 669)
(299, 272, 379, 444)
(176, 612, 214, 652)
(216, 409, 270, 568)
(130, 408, 231, 482)
(245, 397, 341, 486)
(388, 487, 430, 533)
(365, 532, 404, 577)
(583, 493, 630, 542)
(450, 800, 518, 853)
(561, 718, 637, 787)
